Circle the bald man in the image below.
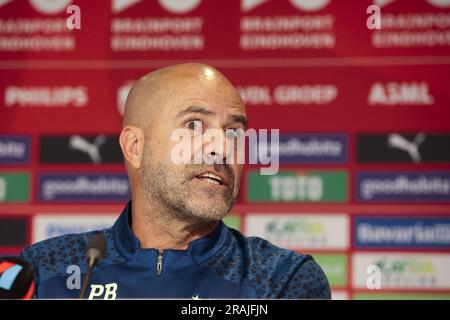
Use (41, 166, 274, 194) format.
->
(20, 63, 331, 299)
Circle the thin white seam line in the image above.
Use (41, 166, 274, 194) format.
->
(1, 56, 450, 69)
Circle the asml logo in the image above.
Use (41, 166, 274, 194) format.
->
(368, 82, 434, 106)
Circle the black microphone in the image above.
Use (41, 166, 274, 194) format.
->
(79, 234, 107, 299)
(0, 257, 36, 299)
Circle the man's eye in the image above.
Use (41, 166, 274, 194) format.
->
(186, 120, 203, 132)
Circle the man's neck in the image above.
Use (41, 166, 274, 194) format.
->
(130, 199, 219, 252)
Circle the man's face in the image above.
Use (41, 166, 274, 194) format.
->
(139, 74, 246, 223)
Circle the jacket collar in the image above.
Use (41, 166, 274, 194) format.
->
(113, 201, 228, 264)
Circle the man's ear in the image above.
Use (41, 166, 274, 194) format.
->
(119, 125, 145, 169)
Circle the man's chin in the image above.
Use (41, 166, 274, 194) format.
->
(183, 198, 232, 222)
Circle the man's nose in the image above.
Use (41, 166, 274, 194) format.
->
(203, 129, 228, 164)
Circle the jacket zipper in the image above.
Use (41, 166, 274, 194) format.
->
(152, 250, 164, 297)
(156, 252, 164, 276)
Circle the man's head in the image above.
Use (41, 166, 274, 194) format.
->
(119, 63, 246, 224)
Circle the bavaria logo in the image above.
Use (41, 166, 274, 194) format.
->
(355, 217, 450, 249)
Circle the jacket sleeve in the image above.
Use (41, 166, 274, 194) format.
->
(277, 257, 332, 299)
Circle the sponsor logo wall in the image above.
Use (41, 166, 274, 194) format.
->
(1, 0, 449, 299)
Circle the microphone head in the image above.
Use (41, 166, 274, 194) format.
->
(86, 234, 107, 265)
(0, 257, 35, 299)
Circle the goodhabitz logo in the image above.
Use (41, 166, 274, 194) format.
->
(356, 172, 450, 202)
(355, 216, 450, 249)
(250, 133, 347, 164)
(0, 135, 30, 165)
(38, 173, 130, 202)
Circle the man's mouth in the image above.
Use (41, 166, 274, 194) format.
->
(194, 171, 228, 186)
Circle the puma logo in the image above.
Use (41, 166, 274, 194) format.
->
(387, 133, 426, 163)
(69, 135, 106, 164)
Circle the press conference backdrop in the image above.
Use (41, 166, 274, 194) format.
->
(1, 0, 450, 300)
